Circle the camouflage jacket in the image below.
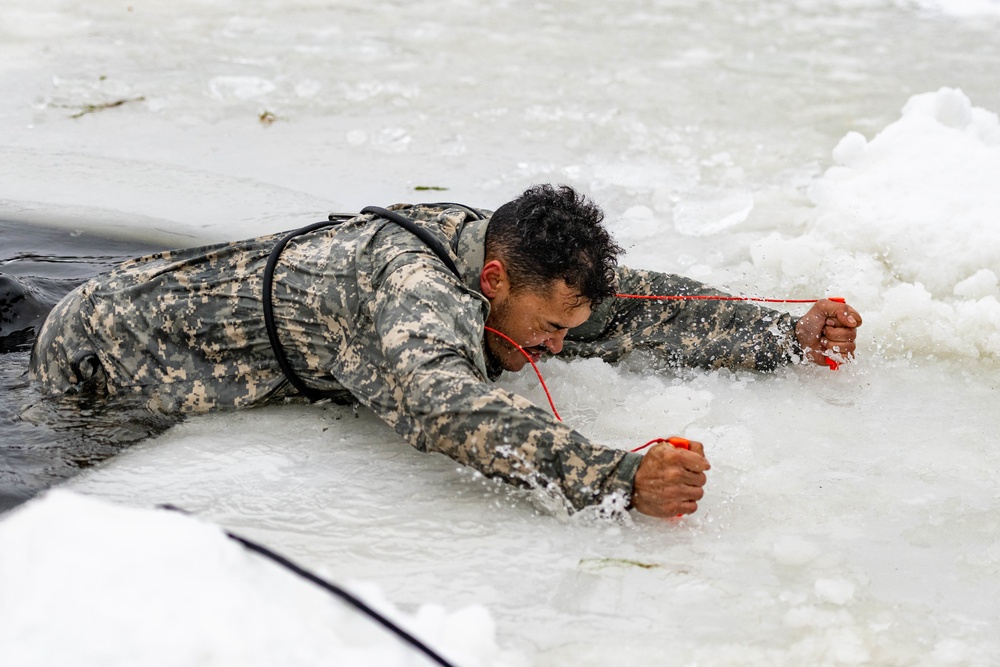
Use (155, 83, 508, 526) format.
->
(31, 204, 801, 511)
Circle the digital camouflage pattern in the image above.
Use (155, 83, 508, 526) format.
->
(563, 267, 801, 369)
(30, 203, 802, 511)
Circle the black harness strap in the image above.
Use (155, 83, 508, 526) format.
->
(359, 206, 462, 278)
(263, 207, 468, 401)
(263, 220, 343, 401)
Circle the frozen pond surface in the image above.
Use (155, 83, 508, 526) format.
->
(2, 0, 1000, 665)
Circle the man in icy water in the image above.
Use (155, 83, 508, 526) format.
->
(28, 184, 861, 519)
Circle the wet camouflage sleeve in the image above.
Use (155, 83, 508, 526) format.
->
(565, 266, 803, 370)
(360, 240, 639, 512)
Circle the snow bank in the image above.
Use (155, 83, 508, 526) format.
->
(751, 88, 1000, 362)
(0, 491, 515, 667)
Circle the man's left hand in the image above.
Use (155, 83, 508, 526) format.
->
(795, 299, 863, 366)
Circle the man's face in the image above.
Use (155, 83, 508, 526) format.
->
(484, 279, 592, 372)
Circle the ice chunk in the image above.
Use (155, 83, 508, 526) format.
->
(832, 131, 867, 166)
(814, 578, 856, 605)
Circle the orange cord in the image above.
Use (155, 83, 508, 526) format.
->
(485, 294, 847, 448)
(484, 326, 562, 421)
(615, 294, 847, 305)
(631, 436, 691, 453)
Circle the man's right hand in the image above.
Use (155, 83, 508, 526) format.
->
(631, 440, 710, 518)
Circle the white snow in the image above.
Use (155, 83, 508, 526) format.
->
(753, 87, 1000, 362)
(0, 491, 514, 667)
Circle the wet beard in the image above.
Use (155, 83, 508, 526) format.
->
(483, 296, 522, 376)
(483, 341, 504, 381)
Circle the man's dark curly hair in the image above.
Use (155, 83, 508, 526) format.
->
(485, 184, 622, 306)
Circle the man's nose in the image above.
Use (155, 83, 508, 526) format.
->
(544, 331, 567, 354)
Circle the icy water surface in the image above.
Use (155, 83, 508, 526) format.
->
(2, 0, 1000, 664)
(0, 221, 173, 512)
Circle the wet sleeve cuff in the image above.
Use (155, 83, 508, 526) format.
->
(788, 316, 807, 364)
(602, 451, 644, 507)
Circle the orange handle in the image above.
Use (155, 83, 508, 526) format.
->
(632, 436, 691, 453)
(666, 436, 691, 450)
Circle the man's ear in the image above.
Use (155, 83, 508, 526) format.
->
(480, 260, 508, 299)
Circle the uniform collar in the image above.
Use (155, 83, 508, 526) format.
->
(455, 214, 490, 294)
(454, 214, 504, 380)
